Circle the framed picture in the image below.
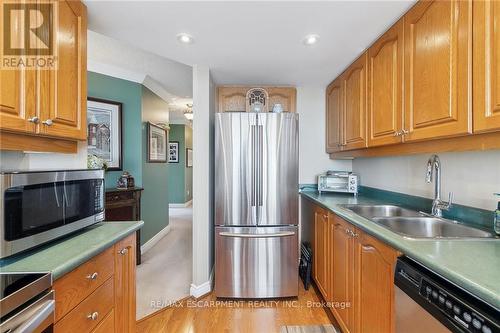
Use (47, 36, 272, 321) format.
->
(168, 141, 179, 163)
(186, 148, 193, 167)
(148, 122, 168, 163)
(87, 97, 123, 170)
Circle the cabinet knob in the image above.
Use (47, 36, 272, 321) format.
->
(42, 119, 53, 126)
(401, 129, 409, 135)
(86, 272, 98, 280)
(28, 116, 39, 124)
(393, 131, 401, 137)
(119, 248, 128, 255)
(87, 312, 99, 321)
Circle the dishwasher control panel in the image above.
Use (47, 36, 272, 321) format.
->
(420, 279, 498, 333)
(395, 256, 500, 333)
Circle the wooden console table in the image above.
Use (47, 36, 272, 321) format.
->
(105, 187, 144, 264)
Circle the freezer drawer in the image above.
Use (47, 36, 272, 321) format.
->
(215, 226, 298, 298)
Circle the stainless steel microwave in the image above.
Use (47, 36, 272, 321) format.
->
(318, 171, 359, 195)
(0, 169, 105, 258)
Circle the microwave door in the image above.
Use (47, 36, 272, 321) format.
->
(215, 112, 257, 226)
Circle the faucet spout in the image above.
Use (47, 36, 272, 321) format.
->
(426, 155, 451, 217)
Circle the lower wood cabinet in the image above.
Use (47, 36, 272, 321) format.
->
(354, 230, 398, 333)
(329, 214, 355, 333)
(53, 233, 136, 333)
(311, 203, 398, 333)
(313, 205, 330, 299)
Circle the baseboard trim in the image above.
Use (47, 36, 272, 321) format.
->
(140, 224, 171, 255)
(190, 267, 214, 299)
(169, 199, 192, 208)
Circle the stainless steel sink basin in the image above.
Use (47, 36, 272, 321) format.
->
(342, 204, 496, 239)
(371, 217, 495, 239)
(342, 205, 424, 218)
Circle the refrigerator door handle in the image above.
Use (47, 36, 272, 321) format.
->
(257, 124, 263, 207)
(250, 124, 256, 208)
(218, 231, 296, 238)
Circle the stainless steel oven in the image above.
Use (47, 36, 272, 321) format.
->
(1, 170, 105, 258)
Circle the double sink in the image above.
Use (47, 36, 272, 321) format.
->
(342, 205, 496, 239)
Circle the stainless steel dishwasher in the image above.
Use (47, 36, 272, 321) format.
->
(394, 257, 499, 333)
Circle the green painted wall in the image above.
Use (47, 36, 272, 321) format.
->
(167, 124, 193, 204)
(87, 72, 143, 188)
(141, 86, 170, 244)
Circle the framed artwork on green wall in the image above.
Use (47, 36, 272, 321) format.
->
(148, 122, 168, 163)
(87, 97, 123, 170)
(168, 141, 179, 163)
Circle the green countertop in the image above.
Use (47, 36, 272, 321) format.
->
(301, 191, 500, 310)
(0, 221, 143, 280)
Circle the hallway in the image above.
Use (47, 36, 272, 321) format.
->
(136, 207, 193, 319)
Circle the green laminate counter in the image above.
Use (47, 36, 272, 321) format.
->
(0, 221, 143, 280)
(301, 191, 500, 310)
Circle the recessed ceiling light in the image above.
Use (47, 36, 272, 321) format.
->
(303, 34, 320, 46)
(177, 33, 194, 44)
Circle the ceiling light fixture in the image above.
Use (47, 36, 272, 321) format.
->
(302, 34, 320, 46)
(177, 33, 194, 44)
(184, 103, 193, 120)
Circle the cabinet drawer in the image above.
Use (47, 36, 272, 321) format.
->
(54, 247, 114, 321)
(92, 309, 115, 333)
(55, 278, 114, 333)
(106, 191, 133, 203)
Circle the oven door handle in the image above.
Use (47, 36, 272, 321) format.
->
(0, 291, 55, 333)
(15, 299, 54, 333)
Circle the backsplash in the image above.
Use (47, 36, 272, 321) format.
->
(352, 150, 500, 211)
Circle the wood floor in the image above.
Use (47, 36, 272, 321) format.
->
(136, 284, 332, 333)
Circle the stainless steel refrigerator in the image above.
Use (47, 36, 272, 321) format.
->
(214, 112, 299, 298)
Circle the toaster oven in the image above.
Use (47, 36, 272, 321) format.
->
(318, 171, 358, 195)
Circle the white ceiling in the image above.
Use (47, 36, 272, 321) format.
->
(85, 1, 415, 86)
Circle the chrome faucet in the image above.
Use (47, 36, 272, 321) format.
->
(425, 155, 453, 217)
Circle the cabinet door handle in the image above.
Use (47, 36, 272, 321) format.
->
(42, 119, 53, 126)
(87, 312, 99, 321)
(401, 129, 409, 135)
(86, 272, 98, 280)
(119, 248, 128, 255)
(28, 116, 39, 124)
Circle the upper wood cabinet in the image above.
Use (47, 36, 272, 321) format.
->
(403, 0, 472, 142)
(367, 20, 404, 147)
(342, 53, 368, 150)
(0, 0, 87, 153)
(38, 0, 87, 140)
(473, 0, 500, 133)
(354, 231, 398, 333)
(217, 86, 296, 113)
(326, 78, 343, 153)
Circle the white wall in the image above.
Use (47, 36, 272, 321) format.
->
(191, 65, 215, 293)
(296, 86, 352, 184)
(0, 142, 87, 170)
(352, 150, 500, 210)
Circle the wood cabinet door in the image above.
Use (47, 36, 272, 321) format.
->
(331, 215, 354, 333)
(114, 233, 136, 333)
(326, 78, 343, 153)
(354, 231, 398, 333)
(38, 0, 87, 140)
(0, 3, 36, 134)
(313, 208, 329, 299)
(367, 20, 404, 147)
(342, 53, 368, 150)
(404, 0, 472, 141)
(473, 0, 500, 133)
